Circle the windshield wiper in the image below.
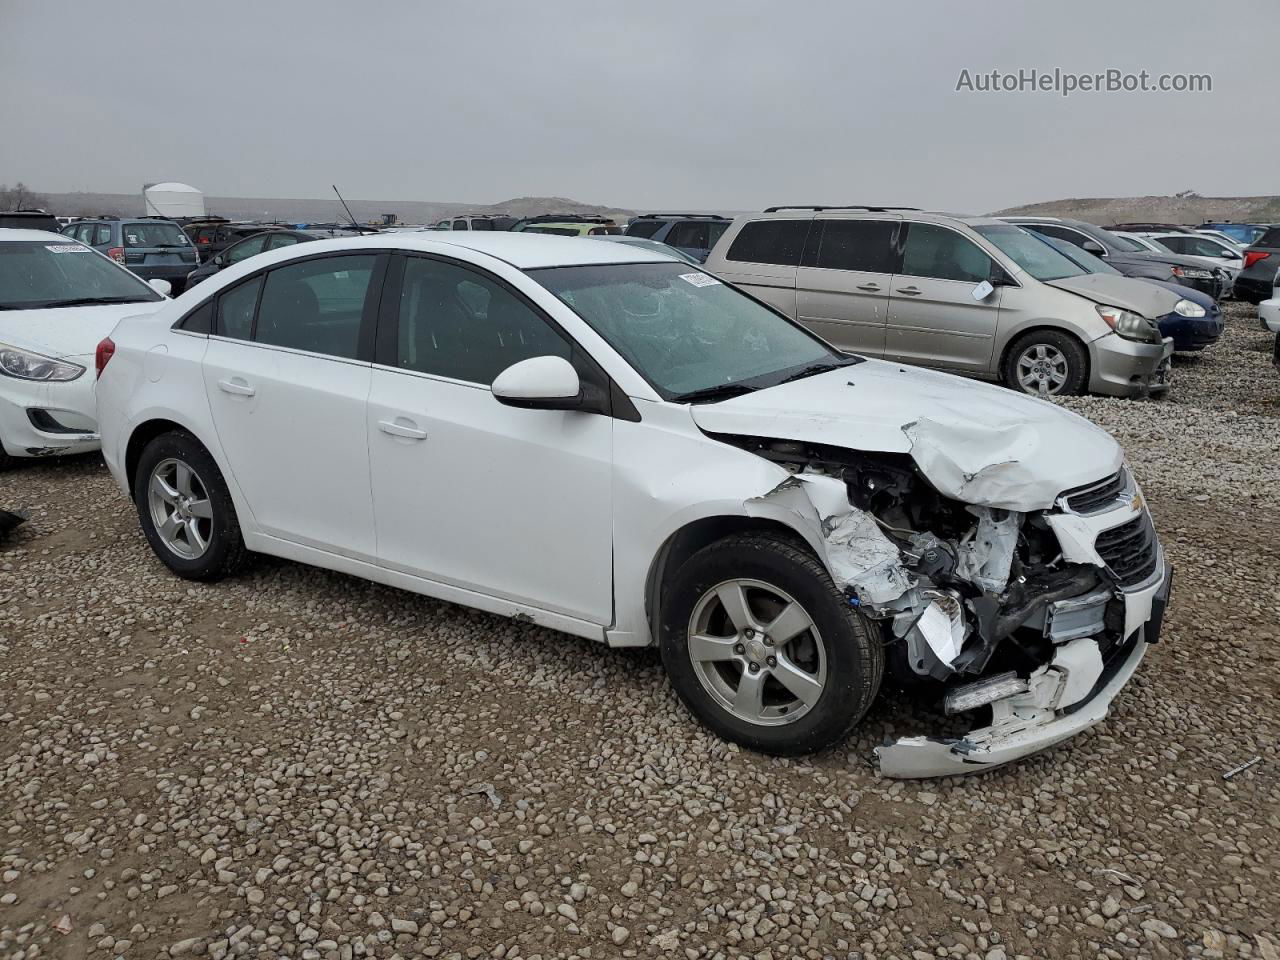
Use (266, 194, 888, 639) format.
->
(777, 357, 863, 384)
(671, 382, 758, 404)
(35, 296, 152, 308)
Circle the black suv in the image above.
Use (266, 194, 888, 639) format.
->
(625, 214, 731, 262)
(0, 210, 61, 232)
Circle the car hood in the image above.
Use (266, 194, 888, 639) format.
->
(690, 361, 1122, 512)
(0, 301, 164, 359)
(1113, 250, 1218, 270)
(1045, 273, 1180, 317)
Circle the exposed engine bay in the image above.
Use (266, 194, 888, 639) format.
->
(718, 433, 1170, 778)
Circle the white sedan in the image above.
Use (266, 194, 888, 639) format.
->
(0, 229, 168, 467)
(95, 232, 1171, 777)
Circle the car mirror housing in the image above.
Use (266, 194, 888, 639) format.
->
(491, 355, 583, 410)
(1081, 239, 1106, 256)
(971, 280, 995, 301)
(148, 278, 172, 297)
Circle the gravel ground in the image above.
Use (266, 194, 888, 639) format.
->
(1, 304, 1277, 960)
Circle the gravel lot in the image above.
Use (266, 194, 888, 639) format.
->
(2, 304, 1277, 960)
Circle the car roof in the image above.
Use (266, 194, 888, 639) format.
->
(741, 209, 1007, 229)
(298, 231, 676, 269)
(0, 228, 78, 243)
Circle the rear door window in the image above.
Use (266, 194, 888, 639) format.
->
(725, 220, 810, 266)
(266, 233, 302, 251)
(812, 219, 899, 273)
(900, 223, 993, 283)
(254, 254, 376, 359)
(93, 224, 114, 245)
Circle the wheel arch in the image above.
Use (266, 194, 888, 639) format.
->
(125, 417, 218, 494)
(643, 515, 820, 647)
(998, 324, 1092, 386)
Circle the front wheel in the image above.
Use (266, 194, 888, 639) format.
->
(133, 431, 249, 580)
(659, 533, 883, 756)
(1002, 330, 1088, 397)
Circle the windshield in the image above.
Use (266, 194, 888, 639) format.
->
(1036, 234, 1121, 275)
(122, 222, 189, 248)
(531, 261, 856, 400)
(974, 224, 1087, 282)
(0, 241, 163, 309)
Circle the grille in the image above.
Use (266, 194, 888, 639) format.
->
(1094, 512, 1159, 587)
(1061, 469, 1128, 514)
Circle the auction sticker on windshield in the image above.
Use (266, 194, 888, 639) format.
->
(679, 272, 720, 288)
(45, 245, 90, 254)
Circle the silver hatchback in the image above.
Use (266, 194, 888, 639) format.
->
(704, 207, 1175, 397)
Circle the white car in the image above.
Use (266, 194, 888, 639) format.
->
(95, 233, 1172, 778)
(1133, 231, 1244, 286)
(0, 229, 168, 468)
(1258, 267, 1280, 340)
(1195, 229, 1246, 252)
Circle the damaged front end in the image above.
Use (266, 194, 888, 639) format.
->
(729, 435, 1171, 779)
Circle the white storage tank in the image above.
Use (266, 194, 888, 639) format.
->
(143, 182, 205, 218)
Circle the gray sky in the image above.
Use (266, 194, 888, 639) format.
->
(2, 0, 1274, 212)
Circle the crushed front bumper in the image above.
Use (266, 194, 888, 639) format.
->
(876, 561, 1171, 778)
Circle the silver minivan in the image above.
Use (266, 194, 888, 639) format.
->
(704, 207, 1176, 397)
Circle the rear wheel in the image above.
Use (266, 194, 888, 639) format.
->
(1002, 330, 1088, 397)
(660, 533, 882, 756)
(133, 431, 248, 580)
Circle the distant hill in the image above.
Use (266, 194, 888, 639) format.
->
(36, 191, 635, 226)
(992, 194, 1280, 226)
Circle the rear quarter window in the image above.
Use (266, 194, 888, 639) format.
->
(724, 220, 810, 266)
(1257, 228, 1280, 248)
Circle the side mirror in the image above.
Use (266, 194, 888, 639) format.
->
(971, 280, 995, 301)
(491, 355, 582, 410)
(148, 278, 172, 297)
(1081, 239, 1106, 256)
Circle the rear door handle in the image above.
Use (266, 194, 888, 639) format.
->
(855, 282, 881, 292)
(217, 377, 255, 397)
(378, 418, 427, 440)
(898, 285, 922, 296)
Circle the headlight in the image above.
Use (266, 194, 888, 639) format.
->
(0, 343, 86, 382)
(1174, 299, 1207, 318)
(1096, 305, 1162, 344)
(1171, 266, 1213, 280)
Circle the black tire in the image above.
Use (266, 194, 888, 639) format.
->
(132, 430, 249, 581)
(659, 533, 883, 756)
(1001, 329, 1089, 397)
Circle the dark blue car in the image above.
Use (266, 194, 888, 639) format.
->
(1038, 234, 1222, 351)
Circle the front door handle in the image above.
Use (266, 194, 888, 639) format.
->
(855, 282, 881, 292)
(898, 285, 922, 296)
(378, 418, 427, 441)
(217, 377, 255, 397)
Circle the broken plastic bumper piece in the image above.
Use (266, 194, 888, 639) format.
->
(876, 627, 1150, 779)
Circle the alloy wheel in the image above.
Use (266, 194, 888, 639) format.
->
(147, 457, 214, 560)
(1015, 343, 1070, 395)
(687, 578, 827, 726)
